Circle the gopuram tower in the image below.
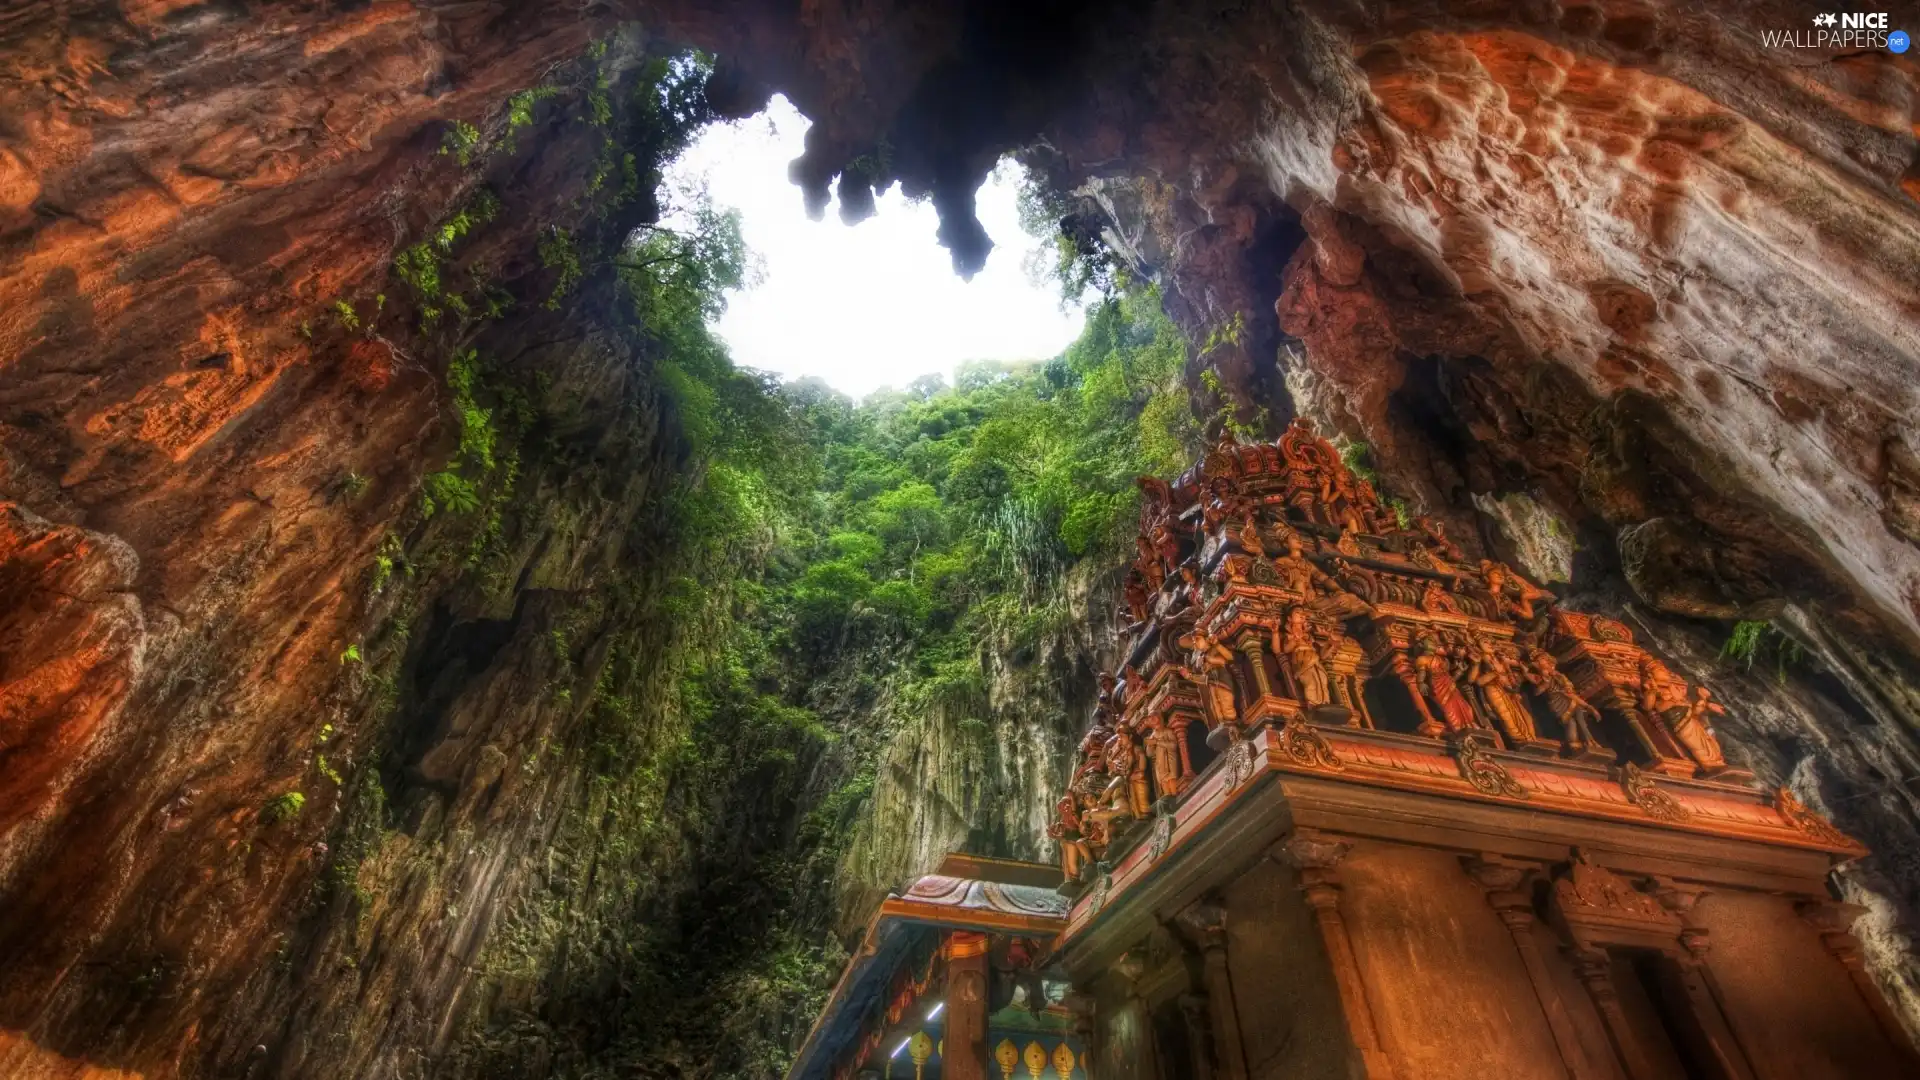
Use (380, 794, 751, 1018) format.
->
(1044, 420, 1915, 1080)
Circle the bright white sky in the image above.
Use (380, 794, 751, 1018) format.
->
(665, 96, 1086, 398)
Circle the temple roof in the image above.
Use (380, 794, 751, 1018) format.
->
(784, 855, 1066, 1080)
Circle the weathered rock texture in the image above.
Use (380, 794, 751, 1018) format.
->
(3, 0, 1919, 1076)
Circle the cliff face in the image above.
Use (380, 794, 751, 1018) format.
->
(3, 1, 1919, 1077)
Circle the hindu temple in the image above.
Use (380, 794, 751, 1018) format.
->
(789, 423, 1918, 1080)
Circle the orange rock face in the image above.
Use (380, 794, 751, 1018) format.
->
(1, 0, 1917, 1075)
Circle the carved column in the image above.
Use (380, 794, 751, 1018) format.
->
(944, 931, 990, 1080)
(1462, 856, 1592, 1080)
(1064, 990, 1100, 1080)
(1389, 650, 1443, 737)
(1652, 882, 1763, 1080)
(1171, 709, 1197, 782)
(1175, 901, 1249, 1080)
(1177, 991, 1218, 1080)
(1241, 636, 1275, 699)
(1798, 900, 1920, 1056)
(1277, 833, 1397, 1078)
(1569, 947, 1659, 1080)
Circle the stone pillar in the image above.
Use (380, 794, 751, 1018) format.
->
(1653, 882, 1762, 1080)
(1063, 990, 1100, 1080)
(1177, 991, 1218, 1080)
(1462, 856, 1591, 1080)
(1570, 947, 1659, 1080)
(945, 931, 990, 1080)
(1175, 901, 1249, 1080)
(1797, 900, 1920, 1058)
(1240, 636, 1274, 700)
(1278, 833, 1396, 1079)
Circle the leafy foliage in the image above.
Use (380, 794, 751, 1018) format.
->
(261, 791, 306, 824)
(1721, 618, 1806, 683)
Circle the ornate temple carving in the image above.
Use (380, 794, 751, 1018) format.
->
(1046, 420, 1817, 886)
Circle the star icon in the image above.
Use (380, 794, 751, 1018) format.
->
(1813, 13, 1837, 26)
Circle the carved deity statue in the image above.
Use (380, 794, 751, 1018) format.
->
(1048, 793, 1092, 883)
(1123, 571, 1151, 627)
(1667, 683, 1730, 772)
(1201, 477, 1238, 534)
(1151, 522, 1182, 576)
(1415, 515, 1467, 561)
(1275, 606, 1331, 707)
(1104, 728, 1152, 819)
(1318, 457, 1368, 534)
(1179, 629, 1241, 735)
(1479, 559, 1551, 623)
(1272, 527, 1319, 597)
(1466, 637, 1540, 745)
(1144, 719, 1184, 802)
(1238, 515, 1266, 558)
(1135, 535, 1165, 591)
(1071, 719, 1114, 788)
(1413, 634, 1479, 733)
(1419, 577, 1462, 615)
(1525, 650, 1601, 755)
(1272, 529, 1372, 621)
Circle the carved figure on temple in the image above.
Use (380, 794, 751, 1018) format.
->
(1667, 684, 1730, 773)
(1354, 475, 1399, 533)
(1479, 559, 1551, 622)
(1407, 542, 1448, 574)
(1135, 534, 1165, 592)
(1525, 649, 1603, 756)
(1218, 553, 1250, 585)
(1419, 577, 1462, 615)
(1178, 629, 1240, 735)
(1275, 607, 1331, 708)
(1316, 451, 1369, 534)
(1413, 633, 1480, 733)
(1104, 728, 1152, 819)
(1414, 515, 1467, 561)
(1272, 527, 1317, 596)
(1144, 719, 1185, 802)
(1097, 671, 1117, 708)
(1202, 477, 1238, 533)
(1335, 525, 1362, 555)
(1238, 515, 1266, 558)
(1072, 724, 1109, 780)
(1175, 563, 1204, 610)
(1048, 793, 1092, 884)
(1123, 571, 1150, 628)
(1466, 637, 1544, 748)
(1637, 656, 1697, 756)
(1151, 521, 1182, 576)
(1119, 664, 1144, 710)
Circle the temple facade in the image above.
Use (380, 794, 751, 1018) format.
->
(790, 423, 1917, 1080)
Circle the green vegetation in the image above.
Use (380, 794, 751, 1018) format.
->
(1721, 618, 1806, 683)
(440, 119, 481, 167)
(331, 37, 1208, 1079)
(261, 791, 306, 824)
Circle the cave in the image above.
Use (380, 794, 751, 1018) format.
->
(1, 2, 1917, 1078)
